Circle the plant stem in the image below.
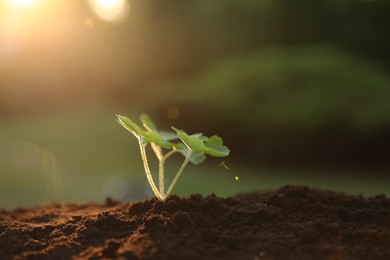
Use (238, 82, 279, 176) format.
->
(163, 150, 192, 200)
(159, 159, 165, 196)
(150, 142, 165, 197)
(138, 140, 163, 200)
(151, 142, 163, 161)
(159, 149, 177, 196)
(163, 149, 176, 160)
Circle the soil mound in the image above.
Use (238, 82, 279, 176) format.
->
(1, 186, 390, 259)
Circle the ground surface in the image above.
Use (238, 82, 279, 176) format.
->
(1, 186, 390, 260)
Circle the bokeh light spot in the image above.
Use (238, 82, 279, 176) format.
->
(87, 0, 130, 23)
(167, 106, 180, 119)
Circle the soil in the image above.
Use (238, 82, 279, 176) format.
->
(1, 185, 390, 260)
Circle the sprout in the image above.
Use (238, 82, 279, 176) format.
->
(116, 114, 230, 201)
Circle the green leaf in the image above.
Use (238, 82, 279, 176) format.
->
(116, 114, 143, 137)
(204, 145, 230, 157)
(204, 135, 230, 157)
(159, 131, 178, 141)
(190, 152, 207, 164)
(172, 128, 230, 157)
(117, 114, 177, 149)
(172, 127, 206, 153)
(192, 133, 207, 140)
(140, 114, 178, 143)
(143, 131, 163, 143)
(143, 131, 178, 149)
(118, 114, 230, 156)
(140, 114, 157, 132)
(205, 135, 223, 146)
(176, 143, 206, 165)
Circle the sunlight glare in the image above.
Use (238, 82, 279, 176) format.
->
(88, 0, 129, 23)
(13, 0, 34, 6)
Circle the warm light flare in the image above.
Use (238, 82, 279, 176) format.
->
(13, 0, 35, 6)
(96, 0, 121, 8)
(88, 0, 129, 23)
(1, 0, 41, 36)
(0, 1, 79, 60)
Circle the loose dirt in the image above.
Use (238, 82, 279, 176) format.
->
(1, 186, 390, 259)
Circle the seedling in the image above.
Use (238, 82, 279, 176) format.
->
(116, 113, 230, 201)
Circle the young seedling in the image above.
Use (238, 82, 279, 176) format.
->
(116, 113, 230, 201)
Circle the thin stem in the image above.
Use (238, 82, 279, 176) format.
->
(151, 142, 163, 161)
(150, 142, 165, 197)
(138, 140, 163, 200)
(159, 159, 165, 196)
(163, 150, 192, 200)
(163, 149, 176, 160)
(151, 145, 177, 198)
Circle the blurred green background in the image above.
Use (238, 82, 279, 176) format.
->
(1, 0, 390, 208)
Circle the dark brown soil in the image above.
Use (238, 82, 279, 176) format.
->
(1, 185, 390, 260)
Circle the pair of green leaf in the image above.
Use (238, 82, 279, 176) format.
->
(116, 114, 177, 149)
(116, 114, 230, 164)
(172, 127, 230, 164)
